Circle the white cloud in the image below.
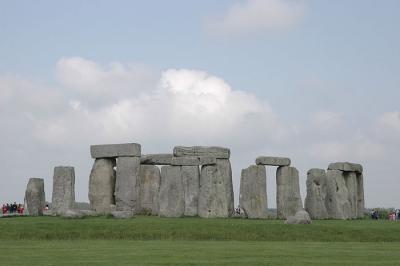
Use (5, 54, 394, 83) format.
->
(311, 110, 343, 130)
(378, 111, 400, 132)
(205, 0, 305, 36)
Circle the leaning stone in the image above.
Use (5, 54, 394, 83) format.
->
(138, 165, 161, 215)
(356, 173, 365, 218)
(61, 209, 84, 219)
(88, 158, 116, 214)
(182, 166, 200, 216)
(140, 154, 174, 165)
(52, 166, 75, 215)
(328, 162, 363, 173)
(239, 165, 268, 219)
(25, 178, 46, 216)
(90, 143, 141, 158)
(255, 156, 291, 166)
(173, 146, 230, 159)
(111, 211, 134, 219)
(198, 159, 234, 218)
(276, 166, 303, 219)
(158, 166, 185, 217)
(171, 156, 217, 166)
(304, 169, 329, 219)
(285, 210, 312, 224)
(115, 157, 140, 211)
(325, 170, 352, 219)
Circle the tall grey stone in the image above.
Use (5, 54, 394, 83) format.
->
(198, 159, 234, 218)
(304, 169, 328, 219)
(239, 165, 268, 219)
(276, 166, 303, 219)
(158, 166, 184, 217)
(255, 156, 291, 166)
(138, 165, 161, 215)
(25, 178, 45, 216)
(174, 146, 230, 159)
(52, 166, 75, 215)
(344, 171, 358, 219)
(356, 173, 365, 218)
(181, 166, 200, 216)
(325, 170, 351, 219)
(91, 143, 141, 158)
(115, 157, 140, 211)
(88, 158, 116, 214)
(140, 154, 174, 165)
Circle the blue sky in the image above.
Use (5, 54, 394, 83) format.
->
(1, 0, 399, 207)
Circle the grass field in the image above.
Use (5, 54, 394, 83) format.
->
(1, 216, 399, 265)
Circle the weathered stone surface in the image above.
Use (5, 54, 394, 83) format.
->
(174, 146, 230, 159)
(61, 209, 84, 219)
(171, 156, 217, 166)
(198, 159, 234, 218)
(78, 210, 98, 217)
(111, 211, 134, 219)
(181, 166, 200, 216)
(140, 154, 174, 165)
(25, 178, 46, 216)
(328, 162, 363, 173)
(91, 143, 141, 158)
(356, 173, 365, 218)
(345, 171, 358, 219)
(159, 166, 184, 217)
(115, 157, 140, 211)
(304, 169, 329, 219)
(138, 165, 161, 215)
(276, 166, 303, 219)
(88, 158, 116, 214)
(52, 166, 75, 215)
(239, 165, 268, 219)
(325, 170, 351, 219)
(285, 210, 312, 224)
(256, 156, 291, 166)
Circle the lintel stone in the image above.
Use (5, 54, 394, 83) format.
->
(173, 146, 230, 159)
(171, 156, 216, 166)
(256, 156, 291, 166)
(328, 162, 363, 173)
(140, 154, 174, 165)
(91, 143, 141, 158)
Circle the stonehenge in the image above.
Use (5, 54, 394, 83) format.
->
(52, 166, 75, 215)
(25, 178, 45, 216)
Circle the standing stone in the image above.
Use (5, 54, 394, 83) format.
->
(51, 166, 75, 215)
(181, 166, 200, 216)
(304, 169, 329, 219)
(158, 166, 184, 217)
(276, 166, 303, 219)
(239, 165, 268, 219)
(138, 165, 161, 215)
(344, 171, 358, 219)
(325, 170, 351, 219)
(356, 173, 365, 218)
(88, 158, 116, 214)
(174, 146, 230, 159)
(25, 178, 45, 216)
(198, 159, 234, 218)
(115, 157, 141, 212)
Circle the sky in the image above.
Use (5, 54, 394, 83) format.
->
(1, 0, 399, 208)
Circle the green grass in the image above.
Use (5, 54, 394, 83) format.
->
(1, 216, 400, 265)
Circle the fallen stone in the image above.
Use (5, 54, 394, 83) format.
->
(285, 210, 312, 224)
(25, 178, 46, 216)
(115, 157, 140, 211)
(91, 143, 141, 158)
(174, 146, 230, 159)
(140, 154, 174, 165)
(111, 211, 134, 219)
(182, 166, 200, 216)
(61, 209, 84, 219)
(171, 156, 217, 166)
(239, 165, 268, 219)
(304, 169, 329, 219)
(138, 165, 161, 215)
(198, 159, 234, 218)
(328, 162, 363, 173)
(356, 173, 365, 218)
(88, 158, 116, 214)
(158, 166, 185, 217)
(255, 156, 291, 166)
(276, 166, 303, 219)
(325, 170, 352, 219)
(52, 166, 75, 215)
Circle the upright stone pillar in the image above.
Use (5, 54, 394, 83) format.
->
(115, 157, 141, 211)
(181, 166, 200, 216)
(88, 158, 116, 214)
(344, 172, 358, 219)
(25, 178, 45, 216)
(52, 166, 75, 214)
(159, 166, 184, 217)
(276, 166, 303, 219)
(304, 169, 328, 219)
(138, 165, 161, 215)
(325, 170, 351, 219)
(356, 173, 365, 218)
(239, 165, 268, 219)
